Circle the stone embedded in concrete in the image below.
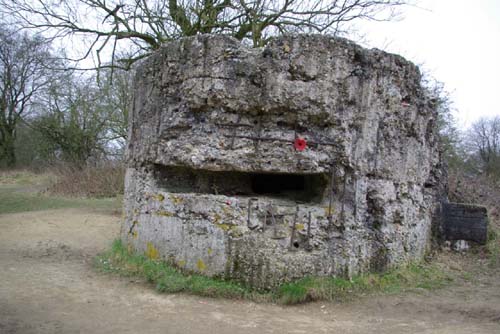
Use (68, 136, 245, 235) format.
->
(451, 240, 470, 252)
(122, 34, 443, 289)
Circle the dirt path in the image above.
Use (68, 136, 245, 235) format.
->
(1, 208, 499, 334)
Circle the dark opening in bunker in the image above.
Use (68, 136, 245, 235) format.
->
(153, 165, 327, 203)
(250, 173, 305, 195)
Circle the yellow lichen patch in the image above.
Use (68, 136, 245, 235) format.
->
(324, 206, 334, 216)
(229, 227, 244, 238)
(149, 194, 165, 202)
(132, 231, 138, 239)
(177, 259, 186, 268)
(170, 195, 183, 205)
(213, 213, 222, 224)
(296, 223, 305, 231)
(146, 242, 159, 260)
(207, 248, 213, 255)
(155, 210, 174, 217)
(197, 259, 206, 271)
(215, 222, 239, 232)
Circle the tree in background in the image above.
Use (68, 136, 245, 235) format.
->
(422, 77, 464, 170)
(101, 69, 131, 147)
(1, 0, 407, 69)
(465, 116, 500, 179)
(33, 71, 129, 165)
(0, 27, 55, 167)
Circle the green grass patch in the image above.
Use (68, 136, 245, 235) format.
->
(0, 184, 122, 215)
(276, 263, 451, 304)
(95, 239, 257, 300)
(96, 239, 452, 305)
(487, 226, 500, 267)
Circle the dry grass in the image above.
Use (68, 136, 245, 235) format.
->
(0, 169, 55, 186)
(46, 164, 125, 198)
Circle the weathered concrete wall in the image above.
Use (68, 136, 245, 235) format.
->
(122, 34, 442, 289)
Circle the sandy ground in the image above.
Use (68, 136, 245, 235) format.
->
(1, 208, 500, 334)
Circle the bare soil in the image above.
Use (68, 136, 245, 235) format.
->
(1, 208, 499, 334)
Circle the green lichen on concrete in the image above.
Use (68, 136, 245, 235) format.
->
(212, 211, 239, 231)
(151, 193, 165, 201)
(214, 222, 234, 231)
(155, 210, 175, 217)
(169, 195, 183, 205)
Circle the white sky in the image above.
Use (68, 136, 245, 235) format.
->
(355, 0, 500, 127)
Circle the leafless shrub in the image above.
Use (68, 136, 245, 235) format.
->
(47, 162, 125, 198)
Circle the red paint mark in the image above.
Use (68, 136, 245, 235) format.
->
(294, 137, 307, 151)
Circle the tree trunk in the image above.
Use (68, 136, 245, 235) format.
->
(2, 131, 16, 167)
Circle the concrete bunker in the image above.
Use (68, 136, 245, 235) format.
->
(122, 34, 450, 289)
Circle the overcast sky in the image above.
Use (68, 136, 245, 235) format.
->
(356, 0, 500, 127)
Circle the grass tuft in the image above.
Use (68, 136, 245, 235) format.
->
(96, 239, 452, 305)
(276, 263, 451, 304)
(96, 240, 253, 300)
(486, 226, 500, 267)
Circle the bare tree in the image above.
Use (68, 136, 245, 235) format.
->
(0, 27, 55, 167)
(0, 0, 407, 70)
(34, 70, 131, 164)
(466, 116, 500, 177)
(100, 69, 131, 145)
